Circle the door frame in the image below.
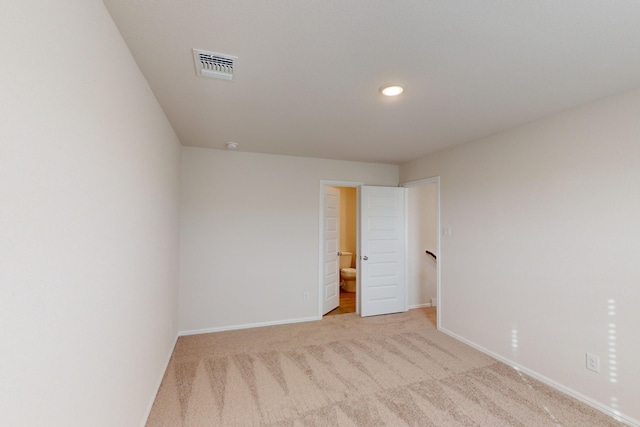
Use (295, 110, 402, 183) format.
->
(401, 176, 441, 329)
(318, 180, 362, 317)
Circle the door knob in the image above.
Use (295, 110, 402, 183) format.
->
(362, 256, 368, 260)
(337, 251, 342, 256)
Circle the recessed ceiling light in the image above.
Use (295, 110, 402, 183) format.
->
(380, 85, 404, 96)
(226, 142, 238, 150)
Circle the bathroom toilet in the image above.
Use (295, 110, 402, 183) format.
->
(339, 252, 357, 292)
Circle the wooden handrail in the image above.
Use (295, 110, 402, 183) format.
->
(425, 250, 437, 260)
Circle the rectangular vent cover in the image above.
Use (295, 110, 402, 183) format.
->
(192, 49, 237, 80)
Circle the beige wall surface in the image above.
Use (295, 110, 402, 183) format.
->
(400, 88, 640, 424)
(0, 1, 181, 426)
(179, 147, 398, 333)
(339, 187, 357, 264)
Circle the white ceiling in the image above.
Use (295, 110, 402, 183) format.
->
(103, 0, 640, 164)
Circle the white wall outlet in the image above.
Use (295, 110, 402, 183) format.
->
(442, 226, 452, 237)
(586, 353, 600, 372)
(303, 292, 309, 301)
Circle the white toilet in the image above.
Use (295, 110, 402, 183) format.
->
(339, 252, 357, 292)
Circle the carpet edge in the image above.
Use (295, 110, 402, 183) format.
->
(438, 327, 639, 427)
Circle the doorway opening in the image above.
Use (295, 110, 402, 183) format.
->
(403, 177, 440, 329)
(320, 182, 409, 319)
(320, 182, 360, 317)
(327, 185, 357, 316)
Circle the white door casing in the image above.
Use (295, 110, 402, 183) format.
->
(322, 186, 340, 315)
(360, 186, 407, 317)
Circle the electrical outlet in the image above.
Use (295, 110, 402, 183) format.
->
(303, 292, 309, 302)
(586, 353, 600, 373)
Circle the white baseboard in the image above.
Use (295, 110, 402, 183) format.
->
(179, 316, 320, 336)
(140, 333, 179, 427)
(439, 327, 639, 427)
(409, 302, 433, 309)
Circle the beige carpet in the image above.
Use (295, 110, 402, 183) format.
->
(147, 309, 622, 426)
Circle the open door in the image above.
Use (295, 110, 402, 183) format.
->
(322, 186, 340, 315)
(360, 186, 407, 317)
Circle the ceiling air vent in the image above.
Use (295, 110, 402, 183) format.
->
(192, 49, 237, 81)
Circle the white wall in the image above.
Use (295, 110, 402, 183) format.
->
(180, 147, 398, 333)
(0, 2, 181, 426)
(400, 88, 640, 424)
(407, 184, 438, 308)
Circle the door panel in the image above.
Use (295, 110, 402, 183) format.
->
(322, 186, 340, 315)
(360, 186, 407, 317)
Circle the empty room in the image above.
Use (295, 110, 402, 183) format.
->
(2, 1, 639, 426)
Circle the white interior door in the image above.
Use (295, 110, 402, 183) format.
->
(322, 186, 340, 315)
(360, 186, 407, 317)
